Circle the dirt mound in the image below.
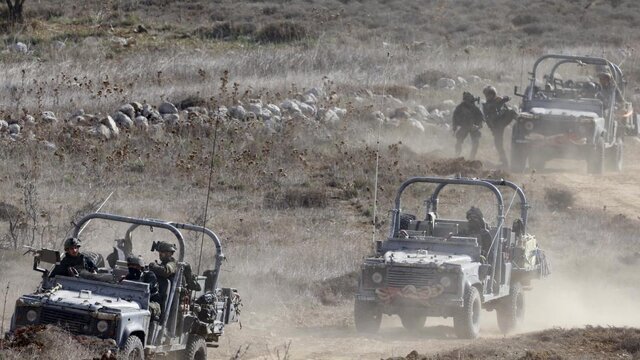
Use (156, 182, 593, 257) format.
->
(385, 327, 640, 360)
(428, 157, 509, 179)
(0, 325, 116, 360)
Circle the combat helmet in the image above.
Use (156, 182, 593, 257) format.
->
(63, 237, 81, 250)
(482, 85, 497, 97)
(126, 256, 145, 268)
(153, 241, 177, 253)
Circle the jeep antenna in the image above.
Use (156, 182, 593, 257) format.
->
(197, 114, 222, 275)
(76, 190, 114, 236)
(372, 50, 393, 245)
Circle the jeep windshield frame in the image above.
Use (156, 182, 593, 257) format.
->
(72, 212, 223, 290)
(389, 177, 505, 239)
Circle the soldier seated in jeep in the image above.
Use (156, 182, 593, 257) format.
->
(461, 206, 492, 259)
(49, 237, 98, 278)
(125, 256, 162, 321)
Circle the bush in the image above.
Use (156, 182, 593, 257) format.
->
(256, 21, 308, 43)
(196, 22, 256, 40)
(263, 188, 327, 209)
(544, 187, 575, 211)
(521, 24, 545, 36)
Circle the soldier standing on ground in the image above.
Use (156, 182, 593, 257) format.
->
(452, 91, 484, 160)
(482, 86, 517, 167)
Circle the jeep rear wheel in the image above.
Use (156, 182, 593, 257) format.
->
(119, 335, 144, 360)
(184, 335, 207, 360)
(399, 309, 427, 332)
(453, 286, 481, 339)
(354, 299, 382, 333)
(496, 282, 525, 334)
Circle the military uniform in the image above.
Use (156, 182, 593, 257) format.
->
(463, 207, 492, 259)
(49, 237, 98, 278)
(452, 92, 484, 159)
(482, 87, 517, 166)
(126, 256, 162, 321)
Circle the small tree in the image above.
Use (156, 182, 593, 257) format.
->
(5, 0, 26, 23)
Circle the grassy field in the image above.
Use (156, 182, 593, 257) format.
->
(1, 1, 640, 358)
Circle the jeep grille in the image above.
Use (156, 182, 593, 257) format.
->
(386, 267, 436, 288)
(40, 308, 91, 334)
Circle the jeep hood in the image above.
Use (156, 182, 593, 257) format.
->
(383, 249, 472, 266)
(35, 290, 142, 312)
(530, 107, 600, 119)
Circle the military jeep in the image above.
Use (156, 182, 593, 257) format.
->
(8, 213, 240, 359)
(511, 54, 637, 173)
(354, 177, 549, 338)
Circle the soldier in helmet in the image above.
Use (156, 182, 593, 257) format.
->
(452, 91, 484, 159)
(597, 71, 623, 111)
(125, 256, 162, 321)
(148, 241, 177, 280)
(482, 85, 518, 167)
(49, 237, 98, 278)
(463, 207, 492, 259)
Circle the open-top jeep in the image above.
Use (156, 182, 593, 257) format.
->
(354, 177, 549, 338)
(9, 213, 240, 359)
(511, 54, 638, 173)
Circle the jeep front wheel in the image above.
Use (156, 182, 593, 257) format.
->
(354, 299, 382, 333)
(399, 309, 427, 332)
(496, 282, 525, 334)
(453, 286, 481, 339)
(119, 335, 144, 360)
(184, 335, 207, 360)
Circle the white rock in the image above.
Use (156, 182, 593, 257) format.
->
(304, 87, 325, 99)
(297, 101, 317, 117)
(457, 76, 468, 85)
(41, 111, 57, 123)
(111, 36, 128, 46)
(266, 104, 281, 116)
(12, 42, 28, 54)
(437, 78, 456, 89)
(280, 99, 301, 114)
(469, 75, 482, 84)
(91, 124, 111, 140)
(332, 107, 347, 118)
(369, 111, 386, 124)
(163, 113, 180, 125)
(0, 120, 8, 131)
(82, 37, 100, 47)
(247, 102, 262, 115)
(53, 41, 66, 50)
(119, 104, 135, 119)
(113, 112, 133, 129)
(415, 105, 430, 119)
(41, 141, 57, 150)
(134, 116, 149, 130)
(408, 118, 425, 132)
(158, 102, 178, 115)
(24, 115, 36, 125)
(259, 109, 272, 120)
(229, 105, 246, 120)
(322, 109, 340, 124)
(9, 123, 21, 135)
(302, 93, 316, 105)
(102, 116, 119, 137)
(442, 99, 456, 108)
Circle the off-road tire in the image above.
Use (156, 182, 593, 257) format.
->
(510, 142, 527, 173)
(119, 335, 144, 360)
(587, 137, 605, 174)
(453, 286, 481, 339)
(354, 299, 382, 333)
(496, 282, 525, 334)
(184, 335, 207, 360)
(399, 309, 427, 332)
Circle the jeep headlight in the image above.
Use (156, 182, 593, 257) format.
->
(26, 309, 38, 323)
(439, 276, 452, 288)
(96, 320, 109, 333)
(371, 272, 383, 284)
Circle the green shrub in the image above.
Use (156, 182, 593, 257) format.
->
(256, 21, 308, 43)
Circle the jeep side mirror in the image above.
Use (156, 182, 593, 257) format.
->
(39, 249, 60, 264)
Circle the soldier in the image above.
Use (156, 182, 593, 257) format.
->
(125, 256, 161, 321)
(597, 71, 623, 111)
(463, 206, 492, 259)
(482, 85, 517, 167)
(148, 241, 177, 280)
(49, 237, 98, 278)
(452, 91, 484, 159)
